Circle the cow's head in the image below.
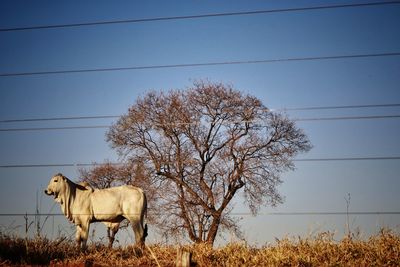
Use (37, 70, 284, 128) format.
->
(44, 173, 67, 204)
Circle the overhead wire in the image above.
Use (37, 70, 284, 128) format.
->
(0, 114, 399, 132)
(1, 157, 400, 168)
(0, 125, 109, 132)
(0, 163, 117, 168)
(0, 115, 120, 123)
(0, 52, 399, 77)
(1, 103, 400, 124)
(295, 114, 400, 122)
(233, 211, 400, 216)
(281, 103, 400, 111)
(0, 211, 399, 216)
(0, 1, 399, 32)
(293, 156, 400, 162)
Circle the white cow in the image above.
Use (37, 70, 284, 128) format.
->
(44, 173, 147, 249)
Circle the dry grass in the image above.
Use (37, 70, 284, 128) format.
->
(1, 229, 399, 266)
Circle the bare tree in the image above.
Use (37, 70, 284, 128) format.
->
(107, 81, 311, 245)
(79, 160, 147, 186)
(79, 161, 123, 189)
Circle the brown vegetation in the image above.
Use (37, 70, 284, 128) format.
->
(1, 229, 399, 266)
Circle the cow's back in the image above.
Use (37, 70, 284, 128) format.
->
(90, 185, 145, 221)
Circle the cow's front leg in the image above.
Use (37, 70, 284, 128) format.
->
(76, 225, 82, 249)
(76, 221, 90, 250)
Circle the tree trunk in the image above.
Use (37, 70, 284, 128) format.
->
(206, 215, 221, 245)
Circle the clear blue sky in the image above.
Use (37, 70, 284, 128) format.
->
(0, 0, 399, 245)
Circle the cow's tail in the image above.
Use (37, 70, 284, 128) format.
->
(142, 191, 148, 239)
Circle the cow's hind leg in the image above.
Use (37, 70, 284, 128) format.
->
(131, 220, 146, 248)
(107, 223, 119, 248)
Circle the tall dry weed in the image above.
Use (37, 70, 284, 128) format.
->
(1, 229, 399, 266)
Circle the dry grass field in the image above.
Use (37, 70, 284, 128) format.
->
(1, 229, 399, 266)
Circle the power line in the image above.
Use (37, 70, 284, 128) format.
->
(1, 103, 399, 124)
(1, 1, 399, 32)
(0, 125, 109, 132)
(0, 163, 117, 168)
(0, 211, 399, 216)
(282, 103, 400, 111)
(0, 52, 399, 77)
(1, 114, 399, 132)
(0, 115, 119, 123)
(295, 114, 400, 122)
(293, 156, 400, 162)
(233, 212, 400, 216)
(1, 157, 399, 168)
